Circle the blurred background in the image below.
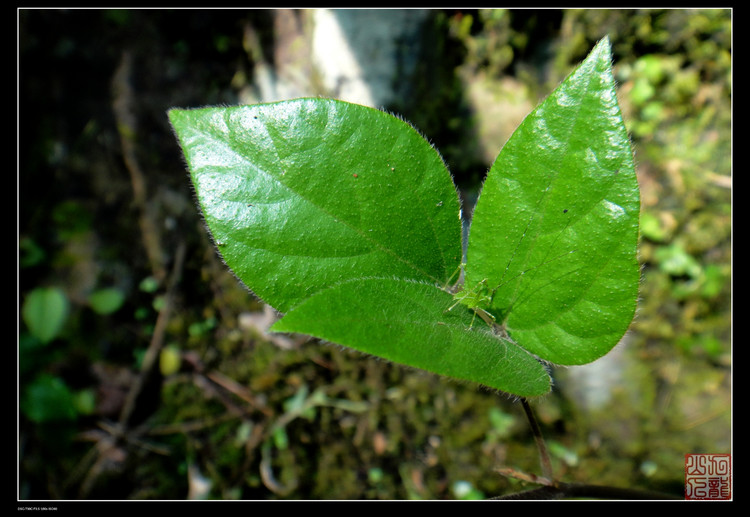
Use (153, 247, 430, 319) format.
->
(18, 8, 731, 500)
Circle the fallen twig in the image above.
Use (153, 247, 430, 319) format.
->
(112, 50, 166, 282)
(118, 241, 186, 427)
(494, 481, 681, 500)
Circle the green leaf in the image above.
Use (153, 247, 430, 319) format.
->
(169, 99, 462, 313)
(170, 38, 640, 397)
(464, 37, 640, 365)
(21, 374, 77, 422)
(654, 243, 701, 278)
(88, 287, 125, 315)
(271, 278, 551, 396)
(22, 287, 69, 344)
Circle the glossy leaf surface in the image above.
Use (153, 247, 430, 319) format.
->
(464, 37, 640, 365)
(169, 99, 462, 313)
(170, 38, 640, 396)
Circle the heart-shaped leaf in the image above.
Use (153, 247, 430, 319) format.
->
(169, 99, 462, 313)
(463, 37, 640, 366)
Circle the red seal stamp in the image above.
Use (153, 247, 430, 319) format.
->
(685, 454, 731, 500)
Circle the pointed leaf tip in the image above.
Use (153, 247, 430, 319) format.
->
(464, 37, 639, 367)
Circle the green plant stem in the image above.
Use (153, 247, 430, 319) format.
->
(520, 397, 555, 485)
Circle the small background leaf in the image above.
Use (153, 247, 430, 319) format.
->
(22, 287, 69, 344)
(21, 374, 78, 423)
(88, 287, 125, 315)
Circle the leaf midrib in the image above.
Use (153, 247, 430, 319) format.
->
(196, 112, 451, 285)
